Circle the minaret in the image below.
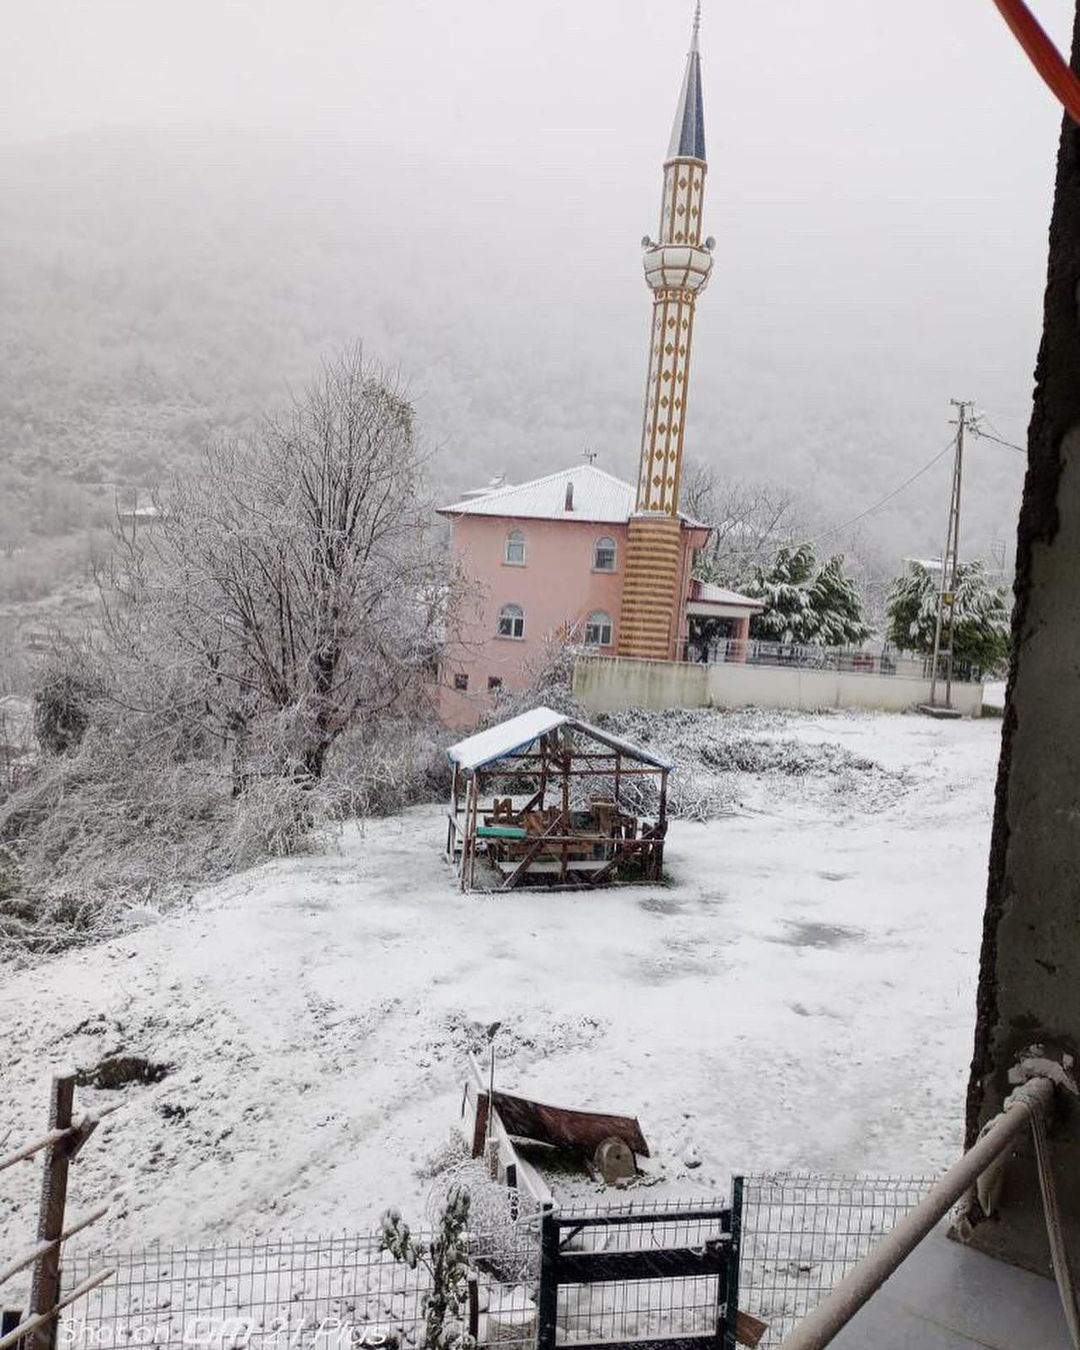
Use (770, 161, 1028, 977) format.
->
(618, 5, 714, 660)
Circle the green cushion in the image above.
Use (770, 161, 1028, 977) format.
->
(477, 825, 528, 839)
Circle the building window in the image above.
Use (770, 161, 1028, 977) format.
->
(584, 610, 614, 647)
(454, 672, 469, 691)
(505, 529, 526, 565)
(593, 536, 617, 571)
(497, 604, 525, 639)
(487, 676, 503, 691)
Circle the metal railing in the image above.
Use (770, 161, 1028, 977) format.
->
(776, 1075, 1080, 1349)
(680, 638, 981, 685)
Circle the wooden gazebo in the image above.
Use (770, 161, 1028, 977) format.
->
(445, 706, 672, 892)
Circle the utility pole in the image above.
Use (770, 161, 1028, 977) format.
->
(926, 400, 972, 713)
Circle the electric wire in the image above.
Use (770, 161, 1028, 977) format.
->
(970, 418, 1026, 455)
(809, 438, 956, 547)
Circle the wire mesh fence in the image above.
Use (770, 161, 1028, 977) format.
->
(737, 1173, 936, 1347)
(52, 1174, 938, 1350)
(544, 1198, 736, 1349)
(59, 1219, 543, 1350)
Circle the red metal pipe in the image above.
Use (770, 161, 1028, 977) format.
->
(992, 0, 1080, 124)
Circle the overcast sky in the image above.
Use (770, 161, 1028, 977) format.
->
(3, 0, 1077, 565)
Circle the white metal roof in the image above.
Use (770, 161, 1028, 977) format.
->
(439, 464, 708, 530)
(446, 705, 674, 772)
(439, 466, 635, 524)
(688, 580, 763, 610)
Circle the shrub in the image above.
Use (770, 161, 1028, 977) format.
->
(33, 667, 102, 755)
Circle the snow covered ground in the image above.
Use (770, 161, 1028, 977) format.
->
(0, 709, 1002, 1256)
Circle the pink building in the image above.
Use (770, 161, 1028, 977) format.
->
(437, 465, 760, 728)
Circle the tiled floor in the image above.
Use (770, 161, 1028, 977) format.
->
(830, 1225, 1074, 1349)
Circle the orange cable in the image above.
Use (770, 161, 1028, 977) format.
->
(992, 0, 1080, 124)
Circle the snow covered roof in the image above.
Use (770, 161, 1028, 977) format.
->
(439, 466, 635, 524)
(439, 464, 708, 529)
(688, 579, 764, 611)
(446, 705, 674, 772)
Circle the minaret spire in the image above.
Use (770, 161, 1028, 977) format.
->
(617, 5, 715, 661)
(669, 3, 706, 161)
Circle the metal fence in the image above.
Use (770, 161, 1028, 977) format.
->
(737, 1174, 935, 1346)
(681, 638, 982, 685)
(59, 1220, 541, 1350)
(54, 1175, 935, 1350)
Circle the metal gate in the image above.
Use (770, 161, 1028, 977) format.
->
(536, 1185, 742, 1350)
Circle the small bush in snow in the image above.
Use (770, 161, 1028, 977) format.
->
(381, 1186, 475, 1350)
(33, 665, 103, 756)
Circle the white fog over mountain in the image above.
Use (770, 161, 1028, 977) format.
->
(0, 0, 1073, 612)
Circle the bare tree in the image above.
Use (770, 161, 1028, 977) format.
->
(681, 460, 807, 590)
(102, 347, 453, 782)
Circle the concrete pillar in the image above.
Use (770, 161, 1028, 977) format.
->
(960, 4, 1080, 1274)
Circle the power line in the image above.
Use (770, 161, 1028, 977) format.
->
(810, 439, 957, 546)
(969, 417, 1026, 455)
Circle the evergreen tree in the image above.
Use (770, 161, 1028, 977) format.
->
(748, 543, 817, 642)
(808, 555, 871, 646)
(885, 561, 1010, 674)
(748, 545, 869, 646)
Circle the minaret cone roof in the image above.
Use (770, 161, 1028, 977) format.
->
(667, 3, 706, 162)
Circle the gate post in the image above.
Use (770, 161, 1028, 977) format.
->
(723, 1177, 744, 1350)
(537, 1208, 558, 1350)
(27, 1073, 76, 1350)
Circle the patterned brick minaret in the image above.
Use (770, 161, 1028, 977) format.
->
(618, 5, 714, 660)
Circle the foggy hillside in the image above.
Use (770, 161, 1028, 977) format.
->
(0, 121, 1037, 595)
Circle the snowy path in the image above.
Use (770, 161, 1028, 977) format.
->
(0, 710, 1001, 1252)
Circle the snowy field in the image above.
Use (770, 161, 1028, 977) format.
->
(0, 708, 1002, 1255)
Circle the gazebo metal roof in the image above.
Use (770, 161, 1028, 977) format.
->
(446, 706, 674, 773)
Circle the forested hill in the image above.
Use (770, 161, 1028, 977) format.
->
(0, 125, 1030, 563)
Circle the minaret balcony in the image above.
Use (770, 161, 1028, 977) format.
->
(642, 243, 713, 294)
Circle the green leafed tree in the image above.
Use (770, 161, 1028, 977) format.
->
(885, 560, 1011, 675)
(748, 544, 870, 646)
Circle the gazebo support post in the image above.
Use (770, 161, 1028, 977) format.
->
(655, 769, 669, 880)
(560, 741, 571, 884)
(447, 762, 459, 861)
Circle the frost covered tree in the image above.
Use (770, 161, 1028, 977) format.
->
(807, 555, 871, 646)
(747, 543, 817, 642)
(381, 1187, 475, 1350)
(101, 346, 452, 782)
(885, 561, 1010, 674)
(748, 545, 869, 646)
(681, 463, 806, 590)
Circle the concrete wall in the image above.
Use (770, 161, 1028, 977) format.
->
(962, 6, 1080, 1275)
(573, 655, 984, 717)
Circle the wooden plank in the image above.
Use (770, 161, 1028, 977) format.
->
(496, 859, 608, 875)
(28, 1076, 74, 1350)
(735, 1311, 769, 1349)
(499, 812, 566, 890)
(555, 1244, 729, 1285)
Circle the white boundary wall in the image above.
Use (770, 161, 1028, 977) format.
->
(573, 656, 984, 717)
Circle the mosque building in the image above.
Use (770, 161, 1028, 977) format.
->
(438, 8, 759, 728)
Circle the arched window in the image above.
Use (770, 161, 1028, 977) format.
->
(498, 604, 525, 639)
(505, 529, 526, 565)
(584, 611, 614, 647)
(593, 536, 617, 572)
